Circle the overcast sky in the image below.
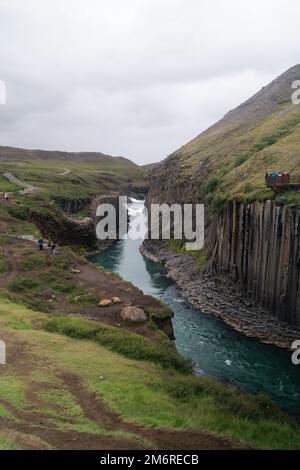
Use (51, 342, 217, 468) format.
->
(0, 0, 299, 164)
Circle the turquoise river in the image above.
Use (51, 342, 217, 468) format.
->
(89, 199, 300, 417)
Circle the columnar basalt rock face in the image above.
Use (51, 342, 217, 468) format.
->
(53, 197, 91, 214)
(207, 201, 300, 326)
(31, 210, 97, 249)
(146, 65, 300, 330)
(90, 193, 123, 251)
(147, 174, 300, 327)
(30, 193, 123, 250)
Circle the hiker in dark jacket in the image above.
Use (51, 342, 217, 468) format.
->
(38, 238, 44, 251)
(51, 243, 57, 256)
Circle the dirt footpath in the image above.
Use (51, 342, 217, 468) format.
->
(0, 330, 243, 450)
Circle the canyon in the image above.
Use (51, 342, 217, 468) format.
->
(147, 64, 300, 333)
(1, 65, 300, 450)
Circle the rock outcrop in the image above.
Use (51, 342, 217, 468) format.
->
(31, 209, 97, 249)
(30, 192, 124, 251)
(206, 200, 300, 326)
(145, 194, 300, 328)
(53, 196, 91, 214)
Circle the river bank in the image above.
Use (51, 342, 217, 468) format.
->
(141, 240, 300, 351)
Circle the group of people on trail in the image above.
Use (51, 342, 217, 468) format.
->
(268, 171, 290, 178)
(265, 171, 290, 184)
(37, 238, 57, 256)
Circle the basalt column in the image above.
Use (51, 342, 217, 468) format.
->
(207, 200, 300, 326)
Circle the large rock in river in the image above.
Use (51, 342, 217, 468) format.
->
(120, 306, 147, 323)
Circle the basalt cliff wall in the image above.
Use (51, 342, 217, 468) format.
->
(206, 200, 300, 326)
(145, 64, 300, 330)
(30, 193, 122, 251)
(147, 179, 300, 327)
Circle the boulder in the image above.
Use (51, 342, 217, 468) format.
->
(99, 299, 113, 307)
(112, 296, 122, 304)
(120, 306, 147, 323)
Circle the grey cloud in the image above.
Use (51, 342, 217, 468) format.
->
(0, 0, 299, 164)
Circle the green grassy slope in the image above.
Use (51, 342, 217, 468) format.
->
(152, 64, 300, 207)
(1, 299, 300, 450)
(0, 146, 147, 201)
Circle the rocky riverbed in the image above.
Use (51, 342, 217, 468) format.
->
(141, 240, 300, 350)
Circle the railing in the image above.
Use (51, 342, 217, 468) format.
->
(265, 174, 300, 187)
(290, 175, 300, 185)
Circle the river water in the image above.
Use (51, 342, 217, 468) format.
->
(89, 199, 300, 416)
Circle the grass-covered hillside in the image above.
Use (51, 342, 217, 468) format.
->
(0, 146, 148, 202)
(151, 64, 300, 209)
(2, 298, 300, 450)
(0, 145, 149, 249)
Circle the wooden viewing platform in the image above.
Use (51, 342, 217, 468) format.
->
(265, 173, 300, 188)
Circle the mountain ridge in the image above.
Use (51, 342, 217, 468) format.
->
(0, 145, 140, 167)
